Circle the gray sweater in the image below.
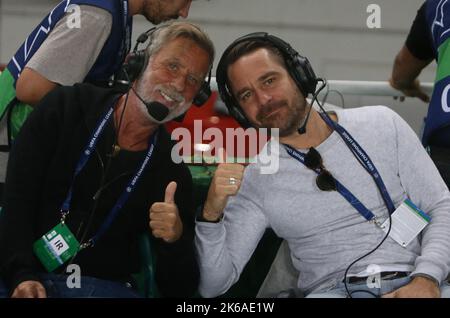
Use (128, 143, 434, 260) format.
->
(195, 106, 450, 297)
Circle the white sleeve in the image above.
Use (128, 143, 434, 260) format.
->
(26, 5, 112, 85)
(195, 165, 269, 298)
(392, 109, 450, 283)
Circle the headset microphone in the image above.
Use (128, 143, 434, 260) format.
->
(297, 79, 327, 134)
(131, 86, 169, 121)
(297, 104, 313, 134)
(145, 101, 170, 122)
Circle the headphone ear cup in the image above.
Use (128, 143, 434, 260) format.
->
(290, 55, 318, 96)
(300, 56, 318, 95)
(122, 51, 147, 83)
(193, 81, 212, 106)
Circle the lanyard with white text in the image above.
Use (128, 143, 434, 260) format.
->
(284, 144, 377, 222)
(319, 113, 396, 214)
(60, 101, 159, 247)
(60, 105, 115, 217)
(89, 130, 158, 246)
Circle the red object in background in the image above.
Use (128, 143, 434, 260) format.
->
(165, 92, 269, 161)
(0, 66, 269, 160)
(0, 67, 269, 160)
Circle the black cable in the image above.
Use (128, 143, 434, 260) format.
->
(92, 170, 134, 201)
(77, 87, 131, 249)
(298, 79, 327, 134)
(313, 85, 394, 298)
(322, 88, 346, 109)
(310, 79, 328, 110)
(343, 215, 392, 298)
(71, 148, 106, 241)
(65, 72, 133, 270)
(115, 67, 133, 140)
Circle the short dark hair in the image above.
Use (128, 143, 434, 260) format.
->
(224, 39, 287, 73)
(221, 39, 287, 92)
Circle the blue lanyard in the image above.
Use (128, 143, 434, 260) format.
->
(319, 113, 396, 214)
(283, 113, 396, 222)
(91, 131, 158, 246)
(60, 100, 158, 247)
(60, 106, 115, 214)
(284, 145, 377, 221)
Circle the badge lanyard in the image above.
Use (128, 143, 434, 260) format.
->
(60, 100, 158, 249)
(283, 113, 396, 222)
(284, 145, 378, 222)
(319, 113, 395, 214)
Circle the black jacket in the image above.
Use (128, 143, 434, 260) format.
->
(0, 83, 198, 297)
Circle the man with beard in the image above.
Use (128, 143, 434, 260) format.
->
(0, 0, 202, 201)
(195, 33, 450, 298)
(0, 21, 214, 298)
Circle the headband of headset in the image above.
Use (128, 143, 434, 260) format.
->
(216, 32, 318, 128)
(121, 25, 212, 107)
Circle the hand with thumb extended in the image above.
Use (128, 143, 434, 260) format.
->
(149, 181, 183, 243)
(164, 181, 177, 203)
(202, 148, 245, 222)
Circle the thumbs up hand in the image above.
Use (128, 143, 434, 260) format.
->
(202, 149, 245, 222)
(149, 181, 183, 243)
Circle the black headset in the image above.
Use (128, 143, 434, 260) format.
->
(121, 26, 212, 106)
(216, 32, 318, 128)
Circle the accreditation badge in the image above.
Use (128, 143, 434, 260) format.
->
(379, 199, 431, 248)
(33, 223, 80, 272)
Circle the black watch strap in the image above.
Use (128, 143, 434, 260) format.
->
(195, 205, 223, 223)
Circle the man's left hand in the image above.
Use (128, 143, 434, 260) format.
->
(149, 181, 183, 243)
(389, 78, 430, 103)
(382, 276, 440, 298)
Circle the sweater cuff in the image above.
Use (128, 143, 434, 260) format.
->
(410, 273, 440, 286)
(411, 261, 446, 285)
(195, 204, 224, 224)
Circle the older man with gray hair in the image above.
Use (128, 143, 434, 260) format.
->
(0, 20, 214, 298)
